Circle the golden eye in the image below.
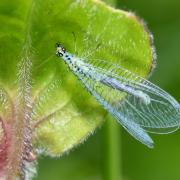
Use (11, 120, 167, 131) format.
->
(62, 48, 66, 53)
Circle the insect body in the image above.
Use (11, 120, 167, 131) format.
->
(56, 43, 180, 148)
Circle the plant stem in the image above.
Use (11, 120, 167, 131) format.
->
(102, 116, 122, 180)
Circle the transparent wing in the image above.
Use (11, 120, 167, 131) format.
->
(76, 72, 154, 148)
(74, 58, 180, 147)
(82, 58, 180, 131)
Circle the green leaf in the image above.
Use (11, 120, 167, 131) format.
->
(0, 0, 155, 177)
(30, 0, 155, 155)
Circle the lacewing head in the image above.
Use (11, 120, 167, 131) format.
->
(56, 43, 66, 57)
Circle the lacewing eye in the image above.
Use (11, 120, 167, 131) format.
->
(62, 47, 66, 53)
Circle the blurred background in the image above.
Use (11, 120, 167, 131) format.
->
(35, 0, 180, 179)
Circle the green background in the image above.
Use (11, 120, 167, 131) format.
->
(36, 0, 180, 180)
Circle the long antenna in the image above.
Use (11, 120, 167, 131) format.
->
(72, 31, 78, 55)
